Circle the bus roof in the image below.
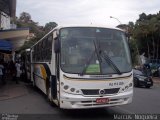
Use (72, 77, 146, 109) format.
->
(30, 24, 124, 49)
(55, 24, 124, 32)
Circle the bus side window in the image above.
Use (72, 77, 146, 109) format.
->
(42, 39, 44, 61)
(47, 35, 53, 61)
(39, 42, 42, 62)
(34, 46, 37, 62)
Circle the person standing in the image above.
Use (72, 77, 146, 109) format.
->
(15, 61, 21, 84)
(9, 60, 16, 81)
(0, 60, 5, 84)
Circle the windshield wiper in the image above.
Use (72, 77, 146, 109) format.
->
(79, 50, 95, 76)
(80, 40, 102, 76)
(100, 51, 122, 75)
(80, 39, 121, 75)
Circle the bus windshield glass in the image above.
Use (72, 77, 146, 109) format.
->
(60, 27, 132, 74)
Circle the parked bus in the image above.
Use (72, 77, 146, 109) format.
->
(21, 48, 31, 82)
(30, 25, 133, 109)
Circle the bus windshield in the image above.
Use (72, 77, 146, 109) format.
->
(60, 27, 132, 74)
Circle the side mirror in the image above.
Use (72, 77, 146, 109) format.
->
(54, 37, 60, 53)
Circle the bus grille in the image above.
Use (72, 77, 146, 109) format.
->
(81, 88, 120, 96)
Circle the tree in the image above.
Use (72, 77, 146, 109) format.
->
(44, 22, 57, 33)
(133, 12, 160, 58)
(148, 17, 158, 59)
(17, 12, 45, 50)
(19, 12, 31, 23)
(138, 13, 147, 22)
(16, 12, 58, 51)
(128, 11, 160, 67)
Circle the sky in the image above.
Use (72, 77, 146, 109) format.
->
(16, 0, 160, 27)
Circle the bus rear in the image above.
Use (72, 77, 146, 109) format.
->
(55, 26, 133, 109)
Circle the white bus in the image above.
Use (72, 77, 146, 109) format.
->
(30, 25, 133, 109)
(21, 48, 31, 82)
(24, 48, 31, 81)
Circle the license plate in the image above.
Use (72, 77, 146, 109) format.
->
(96, 98, 109, 104)
(147, 82, 151, 84)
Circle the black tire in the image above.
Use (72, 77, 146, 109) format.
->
(134, 78, 139, 87)
(46, 77, 52, 102)
(46, 78, 56, 106)
(47, 87, 58, 107)
(47, 87, 52, 102)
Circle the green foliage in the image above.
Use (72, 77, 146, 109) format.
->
(19, 12, 31, 22)
(128, 11, 160, 66)
(129, 38, 139, 66)
(44, 22, 57, 33)
(18, 39, 36, 51)
(16, 12, 57, 51)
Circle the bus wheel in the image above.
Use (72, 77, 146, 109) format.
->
(47, 87, 56, 107)
(47, 87, 52, 102)
(134, 78, 139, 87)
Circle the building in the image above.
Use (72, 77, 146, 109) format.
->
(0, 0, 29, 61)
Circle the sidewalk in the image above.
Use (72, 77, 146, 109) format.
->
(152, 77, 160, 86)
(0, 77, 29, 101)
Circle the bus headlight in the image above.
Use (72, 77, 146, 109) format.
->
(76, 90, 80, 94)
(70, 88, 75, 92)
(61, 82, 64, 86)
(61, 83, 82, 95)
(64, 85, 69, 90)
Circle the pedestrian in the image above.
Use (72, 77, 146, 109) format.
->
(15, 61, 21, 84)
(20, 61, 26, 82)
(0, 60, 5, 84)
(143, 63, 152, 77)
(2, 60, 7, 83)
(9, 60, 16, 81)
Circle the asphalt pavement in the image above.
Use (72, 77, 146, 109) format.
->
(0, 77, 160, 120)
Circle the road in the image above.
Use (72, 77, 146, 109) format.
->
(0, 81, 160, 120)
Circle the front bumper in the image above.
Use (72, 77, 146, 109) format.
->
(139, 80, 153, 86)
(60, 90, 133, 109)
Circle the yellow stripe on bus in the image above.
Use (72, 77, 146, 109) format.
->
(40, 65, 47, 81)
